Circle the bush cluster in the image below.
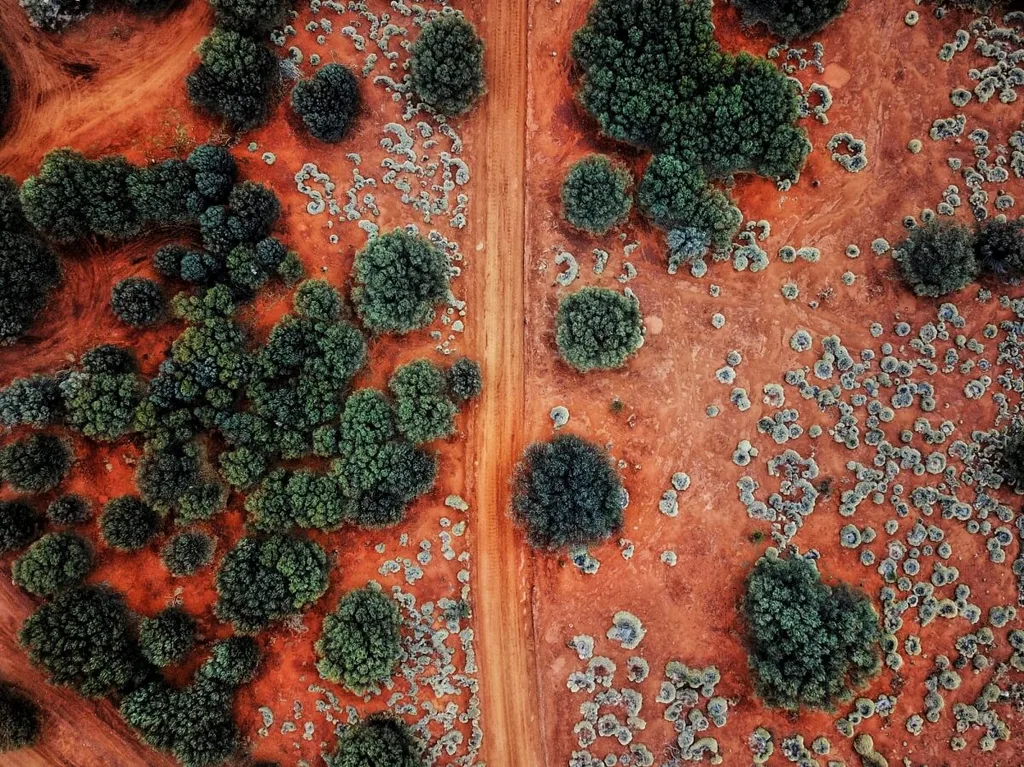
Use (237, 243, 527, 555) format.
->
(512, 434, 625, 550)
(12, 532, 93, 597)
(555, 287, 643, 372)
(742, 549, 881, 710)
(732, 0, 849, 40)
(0, 433, 73, 493)
(292, 64, 362, 142)
(315, 587, 402, 692)
(0, 683, 40, 753)
(409, 12, 486, 116)
(561, 155, 633, 235)
(326, 715, 422, 767)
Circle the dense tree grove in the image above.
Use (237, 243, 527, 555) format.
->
(975, 217, 1024, 280)
(512, 434, 625, 550)
(351, 229, 450, 333)
(0, 501, 40, 553)
(292, 64, 362, 142)
(326, 714, 423, 767)
(742, 549, 881, 710)
(409, 12, 486, 116)
(555, 287, 643, 372)
(732, 0, 849, 40)
(47, 494, 92, 525)
(111, 277, 167, 327)
(446, 356, 482, 402)
(100, 496, 160, 551)
(0, 683, 40, 753)
(186, 28, 279, 131)
(896, 220, 978, 298)
(12, 531, 93, 597)
(161, 531, 215, 576)
(214, 534, 330, 632)
(0, 433, 73, 493)
(19, 585, 147, 697)
(315, 587, 402, 692)
(561, 155, 633, 235)
(139, 607, 198, 667)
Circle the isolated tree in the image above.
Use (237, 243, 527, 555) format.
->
(0, 231, 61, 344)
(352, 229, 450, 333)
(975, 218, 1024, 280)
(140, 607, 198, 667)
(111, 277, 166, 327)
(315, 587, 402, 692)
(896, 220, 978, 298)
(12, 532, 93, 597)
(512, 434, 624, 550)
(326, 714, 422, 767)
(0, 501, 40, 554)
(0, 684, 40, 753)
(292, 64, 362, 142)
(81, 343, 137, 375)
(20, 585, 146, 697)
(186, 28, 279, 131)
(561, 155, 632, 235)
(555, 287, 643, 372)
(209, 0, 289, 33)
(47, 494, 92, 525)
(100, 496, 160, 551)
(198, 636, 261, 687)
(446, 357, 482, 402)
(409, 12, 486, 116)
(126, 159, 196, 226)
(733, 0, 849, 40)
(742, 549, 881, 710)
(60, 368, 141, 441)
(161, 531, 215, 576)
(214, 534, 329, 632)
(0, 375, 62, 428)
(389, 360, 457, 444)
(0, 433, 72, 493)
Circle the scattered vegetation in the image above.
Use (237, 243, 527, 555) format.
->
(315, 587, 403, 693)
(561, 155, 633, 235)
(139, 607, 198, 667)
(555, 287, 643, 372)
(292, 64, 362, 142)
(409, 12, 486, 116)
(326, 714, 423, 767)
(12, 532, 93, 597)
(895, 220, 978, 298)
(512, 434, 625, 550)
(0, 433, 72, 493)
(742, 549, 881, 710)
(732, 0, 849, 40)
(0, 683, 40, 753)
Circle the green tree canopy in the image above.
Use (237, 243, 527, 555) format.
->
(139, 607, 198, 667)
(561, 155, 633, 235)
(111, 277, 166, 327)
(186, 28, 279, 131)
(0, 433, 73, 493)
(447, 357, 482, 402)
(100, 496, 160, 552)
(733, 0, 849, 40)
(12, 532, 93, 597)
(161, 531, 215, 577)
(47, 494, 92, 526)
(60, 367, 141, 441)
(0, 684, 40, 753)
(0, 375, 63, 428)
(0, 230, 61, 345)
(389, 360, 457, 445)
(292, 64, 362, 142)
(409, 12, 486, 116)
(896, 220, 978, 298)
(315, 587, 402, 693)
(209, 0, 289, 34)
(975, 217, 1024, 280)
(0, 501, 40, 554)
(326, 714, 423, 767)
(555, 287, 643, 372)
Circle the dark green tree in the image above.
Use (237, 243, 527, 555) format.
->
(315, 587, 402, 693)
(187, 144, 237, 210)
(446, 357, 482, 402)
(326, 714, 422, 767)
(351, 229, 450, 333)
(19, 585, 147, 697)
(139, 607, 198, 667)
(245, 469, 348, 533)
(742, 549, 881, 710)
(0, 501, 40, 554)
(733, 0, 849, 40)
(0, 231, 61, 344)
(186, 28, 279, 131)
(999, 423, 1024, 490)
(0, 684, 40, 753)
(0, 433, 73, 493)
(20, 0, 94, 31)
(126, 159, 196, 226)
(209, 0, 289, 34)
(214, 534, 329, 632)
(512, 434, 624, 550)
(161, 531, 215, 577)
(291, 64, 362, 142)
(12, 532, 93, 597)
(100, 496, 160, 551)
(60, 368, 141, 441)
(895, 220, 978, 298)
(0, 176, 26, 233)
(111, 277, 167, 327)
(975, 217, 1024, 280)
(561, 155, 632, 235)
(19, 148, 92, 243)
(197, 636, 261, 687)
(0, 375, 62, 428)
(294, 277, 343, 321)
(389, 360, 457, 444)
(81, 343, 137, 375)
(410, 12, 486, 116)
(47, 494, 92, 526)
(555, 287, 643, 372)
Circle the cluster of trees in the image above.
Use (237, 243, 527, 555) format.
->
(0, 683, 40, 753)
(571, 0, 809, 259)
(326, 714, 423, 767)
(409, 12, 486, 116)
(512, 434, 625, 550)
(315, 587, 402, 693)
(555, 287, 643, 372)
(561, 155, 633, 235)
(732, 0, 849, 40)
(896, 216, 1024, 298)
(742, 549, 881, 710)
(291, 64, 361, 143)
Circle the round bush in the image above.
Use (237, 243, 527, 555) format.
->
(976, 218, 1024, 280)
(555, 287, 643, 372)
(512, 434, 624, 550)
(12, 532, 93, 597)
(0, 433, 73, 493)
(0, 684, 40, 752)
(0, 501, 40, 554)
(0, 231, 61, 345)
(291, 64, 361, 143)
(111, 277, 166, 327)
(186, 28, 279, 131)
(161, 531, 215, 576)
(47, 494, 92, 526)
(81, 343, 137, 375)
(999, 424, 1024, 490)
(409, 12, 486, 116)
(896, 220, 978, 298)
(139, 607, 197, 667)
(315, 587, 402, 692)
(326, 714, 422, 767)
(198, 635, 261, 687)
(742, 549, 881, 710)
(733, 0, 849, 40)
(561, 155, 632, 235)
(447, 356, 482, 402)
(351, 229, 450, 333)
(100, 496, 160, 551)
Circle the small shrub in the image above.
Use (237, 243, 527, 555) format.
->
(409, 12, 486, 116)
(100, 496, 160, 551)
(0, 433, 73, 493)
(111, 277, 166, 327)
(512, 434, 624, 550)
(139, 607, 197, 667)
(325, 714, 422, 767)
(896, 220, 978, 297)
(12, 532, 93, 597)
(0, 684, 40, 752)
(555, 287, 643, 372)
(47, 494, 92, 525)
(733, 0, 849, 40)
(975, 218, 1024, 280)
(315, 587, 402, 693)
(561, 155, 632, 235)
(291, 64, 361, 142)
(186, 28, 279, 131)
(447, 357, 482, 402)
(161, 531, 215, 576)
(0, 501, 40, 554)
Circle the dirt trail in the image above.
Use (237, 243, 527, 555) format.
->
(468, 1, 542, 766)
